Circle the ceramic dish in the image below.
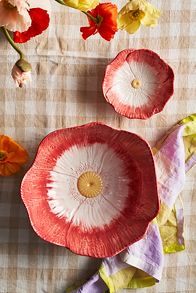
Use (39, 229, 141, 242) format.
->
(102, 49, 174, 119)
(21, 123, 159, 258)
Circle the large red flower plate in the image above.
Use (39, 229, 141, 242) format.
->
(21, 123, 159, 258)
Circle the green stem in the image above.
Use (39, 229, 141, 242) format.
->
(54, 0, 98, 24)
(55, 0, 66, 5)
(82, 11, 98, 23)
(1, 27, 24, 59)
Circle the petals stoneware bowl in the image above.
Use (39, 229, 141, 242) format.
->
(21, 123, 159, 258)
(102, 49, 174, 119)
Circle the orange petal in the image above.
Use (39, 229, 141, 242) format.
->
(0, 162, 21, 176)
(0, 135, 11, 152)
(7, 149, 28, 164)
(0, 135, 18, 153)
(0, 135, 28, 176)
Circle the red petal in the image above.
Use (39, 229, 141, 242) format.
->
(82, 3, 118, 41)
(98, 26, 116, 41)
(14, 8, 50, 43)
(80, 25, 97, 40)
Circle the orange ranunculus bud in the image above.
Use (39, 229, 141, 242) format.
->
(80, 3, 118, 41)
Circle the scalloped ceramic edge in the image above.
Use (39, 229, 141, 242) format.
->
(102, 49, 174, 120)
(21, 122, 160, 258)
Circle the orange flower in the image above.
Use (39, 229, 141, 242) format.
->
(0, 135, 28, 176)
(80, 3, 118, 41)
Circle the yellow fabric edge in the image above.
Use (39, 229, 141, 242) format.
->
(164, 243, 185, 254)
(179, 114, 196, 137)
(179, 113, 196, 126)
(99, 267, 115, 293)
(126, 276, 157, 289)
(99, 266, 157, 291)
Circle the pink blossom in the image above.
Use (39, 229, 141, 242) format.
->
(11, 64, 31, 88)
(0, 0, 31, 32)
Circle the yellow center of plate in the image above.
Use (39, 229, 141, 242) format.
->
(131, 79, 141, 89)
(77, 171, 103, 198)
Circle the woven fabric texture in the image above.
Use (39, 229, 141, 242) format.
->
(0, 1, 195, 292)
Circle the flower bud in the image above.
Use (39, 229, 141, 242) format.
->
(11, 59, 32, 88)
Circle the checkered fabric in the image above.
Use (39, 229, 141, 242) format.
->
(0, 1, 195, 292)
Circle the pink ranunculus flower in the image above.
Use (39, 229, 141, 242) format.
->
(11, 61, 31, 88)
(0, 0, 31, 32)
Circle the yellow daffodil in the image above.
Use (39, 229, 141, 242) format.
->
(118, 0, 160, 34)
(62, 0, 99, 12)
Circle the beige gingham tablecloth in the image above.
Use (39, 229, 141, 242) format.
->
(0, 1, 195, 292)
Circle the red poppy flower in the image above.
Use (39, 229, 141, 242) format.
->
(21, 123, 159, 258)
(14, 8, 50, 43)
(80, 3, 118, 41)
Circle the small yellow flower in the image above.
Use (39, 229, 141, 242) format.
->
(63, 0, 99, 12)
(118, 0, 160, 34)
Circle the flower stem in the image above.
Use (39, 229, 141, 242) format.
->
(1, 27, 24, 60)
(82, 11, 98, 23)
(55, 0, 66, 5)
(54, 0, 98, 24)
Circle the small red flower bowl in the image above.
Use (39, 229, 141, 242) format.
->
(21, 123, 159, 258)
(103, 49, 174, 119)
